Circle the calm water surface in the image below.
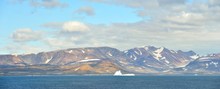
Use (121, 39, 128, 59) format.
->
(0, 76, 220, 89)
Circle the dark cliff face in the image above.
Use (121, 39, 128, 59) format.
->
(0, 46, 219, 75)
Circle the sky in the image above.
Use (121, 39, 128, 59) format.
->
(1, 0, 220, 55)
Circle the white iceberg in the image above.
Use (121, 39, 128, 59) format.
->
(113, 70, 135, 76)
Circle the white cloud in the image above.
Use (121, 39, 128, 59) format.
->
(30, 0, 68, 8)
(62, 21, 90, 32)
(4, 43, 48, 54)
(157, 0, 186, 6)
(10, 0, 68, 8)
(42, 21, 90, 32)
(12, 28, 43, 42)
(9, 19, 220, 54)
(74, 6, 95, 16)
(209, 0, 220, 6)
(88, 0, 187, 8)
(42, 22, 63, 29)
(6, 0, 220, 55)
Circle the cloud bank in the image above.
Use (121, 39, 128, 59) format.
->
(4, 0, 220, 55)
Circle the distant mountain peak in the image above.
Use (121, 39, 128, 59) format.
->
(1, 46, 220, 75)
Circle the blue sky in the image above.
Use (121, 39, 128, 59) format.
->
(1, 0, 220, 55)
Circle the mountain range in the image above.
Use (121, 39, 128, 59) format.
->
(0, 46, 220, 76)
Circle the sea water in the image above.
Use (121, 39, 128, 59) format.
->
(0, 76, 220, 89)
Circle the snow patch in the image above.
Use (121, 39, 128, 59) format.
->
(68, 50, 73, 53)
(130, 55, 133, 59)
(198, 58, 212, 62)
(190, 55, 199, 59)
(146, 64, 153, 67)
(209, 54, 215, 57)
(134, 49, 142, 55)
(161, 57, 166, 60)
(205, 63, 209, 68)
(12, 53, 18, 57)
(45, 56, 53, 64)
(106, 70, 110, 72)
(183, 68, 187, 71)
(81, 50, 85, 53)
(153, 53, 162, 60)
(108, 52, 113, 56)
(163, 70, 170, 72)
(170, 50, 177, 53)
(124, 50, 128, 53)
(119, 61, 128, 64)
(153, 54, 161, 60)
(165, 60, 170, 64)
(161, 57, 169, 64)
(153, 47, 164, 60)
(213, 62, 218, 67)
(176, 61, 191, 67)
(78, 59, 101, 62)
(133, 55, 137, 60)
(74, 67, 80, 71)
(210, 61, 218, 67)
(134, 50, 138, 54)
(137, 49, 142, 55)
(144, 47, 149, 51)
(155, 47, 164, 53)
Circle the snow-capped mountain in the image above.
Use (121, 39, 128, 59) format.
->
(183, 53, 220, 73)
(0, 47, 124, 75)
(121, 46, 197, 71)
(0, 46, 219, 75)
